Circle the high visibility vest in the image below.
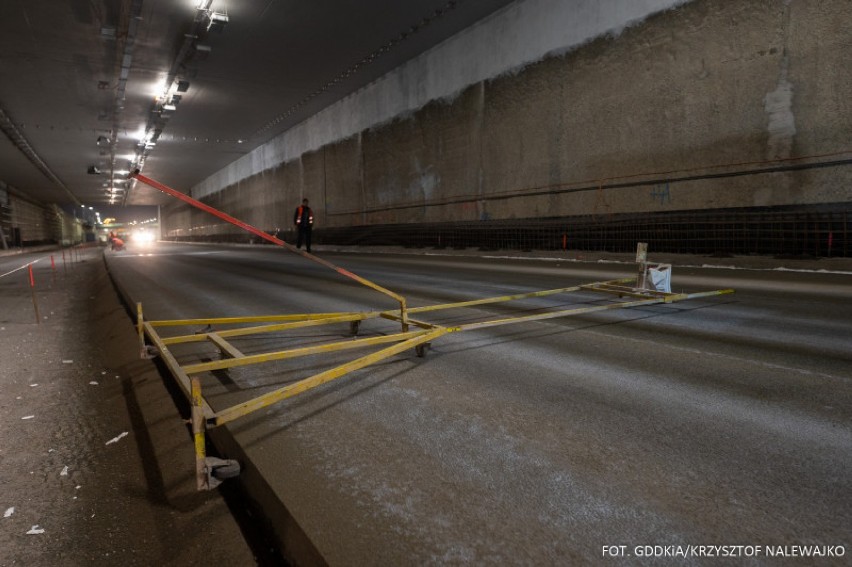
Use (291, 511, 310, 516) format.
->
(295, 206, 313, 225)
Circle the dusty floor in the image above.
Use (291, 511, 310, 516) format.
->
(0, 248, 261, 566)
(5, 243, 851, 565)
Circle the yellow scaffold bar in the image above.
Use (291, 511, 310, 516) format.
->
(143, 321, 215, 419)
(451, 287, 733, 331)
(213, 328, 446, 426)
(148, 311, 355, 328)
(151, 282, 626, 345)
(404, 281, 630, 314)
(161, 311, 382, 345)
(207, 332, 245, 360)
(452, 296, 668, 331)
(191, 376, 207, 491)
(183, 329, 434, 375)
(136, 242, 734, 490)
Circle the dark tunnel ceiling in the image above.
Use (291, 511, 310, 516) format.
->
(0, 0, 517, 208)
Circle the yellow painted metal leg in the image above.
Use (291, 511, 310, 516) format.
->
(137, 303, 145, 359)
(191, 376, 207, 491)
(143, 321, 215, 419)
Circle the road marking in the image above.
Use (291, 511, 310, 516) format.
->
(110, 251, 227, 258)
(0, 257, 44, 279)
(581, 328, 847, 382)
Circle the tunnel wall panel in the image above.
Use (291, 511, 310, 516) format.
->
(162, 0, 852, 242)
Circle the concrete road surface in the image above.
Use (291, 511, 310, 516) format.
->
(104, 242, 852, 565)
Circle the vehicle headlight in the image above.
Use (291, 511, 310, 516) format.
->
(133, 230, 155, 243)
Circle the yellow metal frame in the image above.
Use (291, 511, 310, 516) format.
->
(137, 262, 733, 490)
(129, 170, 734, 490)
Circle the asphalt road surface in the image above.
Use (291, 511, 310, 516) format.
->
(104, 242, 852, 565)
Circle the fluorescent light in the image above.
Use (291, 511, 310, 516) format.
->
(151, 77, 169, 99)
(207, 10, 228, 32)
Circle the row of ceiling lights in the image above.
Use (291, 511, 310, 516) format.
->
(88, 1, 229, 205)
(76, 204, 101, 225)
(91, 0, 454, 202)
(126, 1, 229, 204)
(74, 206, 159, 228)
(87, 146, 132, 205)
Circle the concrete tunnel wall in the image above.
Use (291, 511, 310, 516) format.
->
(162, 0, 852, 241)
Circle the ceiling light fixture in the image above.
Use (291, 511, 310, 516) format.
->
(152, 77, 170, 100)
(207, 11, 228, 32)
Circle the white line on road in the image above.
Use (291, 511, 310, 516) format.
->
(0, 258, 44, 279)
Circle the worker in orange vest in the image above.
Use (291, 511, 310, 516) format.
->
(293, 198, 314, 252)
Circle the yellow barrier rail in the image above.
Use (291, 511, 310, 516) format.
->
(137, 253, 733, 490)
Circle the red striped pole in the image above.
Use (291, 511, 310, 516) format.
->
(28, 264, 40, 324)
(130, 171, 409, 326)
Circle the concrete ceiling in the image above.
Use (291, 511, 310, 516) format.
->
(0, 0, 516, 209)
